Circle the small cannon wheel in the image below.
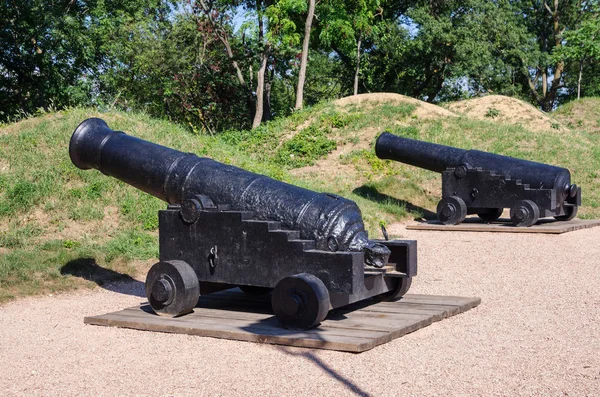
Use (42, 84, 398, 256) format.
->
(437, 196, 467, 225)
(272, 273, 330, 330)
(510, 200, 540, 227)
(554, 206, 578, 221)
(477, 208, 504, 223)
(239, 285, 273, 296)
(373, 277, 412, 302)
(145, 260, 200, 317)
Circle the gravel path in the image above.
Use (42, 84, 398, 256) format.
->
(1, 225, 599, 396)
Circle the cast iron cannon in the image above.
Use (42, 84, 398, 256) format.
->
(69, 118, 416, 329)
(375, 132, 581, 227)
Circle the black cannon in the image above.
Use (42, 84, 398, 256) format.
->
(375, 132, 581, 227)
(69, 119, 416, 330)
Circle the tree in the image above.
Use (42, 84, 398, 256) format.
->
(318, 0, 382, 96)
(191, 0, 305, 128)
(192, 0, 255, 121)
(362, 0, 517, 102)
(0, 0, 176, 122)
(507, 0, 592, 111)
(553, 6, 600, 99)
(0, 0, 95, 120)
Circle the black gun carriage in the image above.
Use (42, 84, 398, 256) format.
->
(375, 132, 581, 227)
(69, 119, 416, 330)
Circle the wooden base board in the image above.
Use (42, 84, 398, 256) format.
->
(406, 218, 600, 234)
(84, 289, 480, 353)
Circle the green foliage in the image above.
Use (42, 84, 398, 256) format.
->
(276, 125, 337, 167)
(390, 125, 420, 139)
(62, 240, 80, 249)
(485, 108, 501, 118)
(0, 1, 174, 123)
(2, 0, 600, 127)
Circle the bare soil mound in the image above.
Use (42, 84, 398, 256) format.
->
(446, 95, 567, 132)
(334, 93, 456, 119)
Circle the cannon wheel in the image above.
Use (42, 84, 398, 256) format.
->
(510, 200, 540, 227)
(272, 273, 330, 330)
(373, 277, 412, 302)
(477, 208, 504, 223)
(145, 260, 200, 317)
(437, 196, 467, 225)
(554, 205, 578, 221)
(239, 285, 273, 296)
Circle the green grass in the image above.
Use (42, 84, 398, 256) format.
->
(0, 107, 264, 303)
(553, 97, 600, 134)
(1, 97, 600, 303)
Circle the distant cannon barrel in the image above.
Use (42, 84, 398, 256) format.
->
(375, 132, 572, 193)
(70, 118, 388, 265)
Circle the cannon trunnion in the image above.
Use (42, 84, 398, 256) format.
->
(69, 119, 417, 330)
(375, 132, 581, 227)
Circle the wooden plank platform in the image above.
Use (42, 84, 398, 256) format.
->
(406, 218, 600, 234)
(84, 289, 481, 353)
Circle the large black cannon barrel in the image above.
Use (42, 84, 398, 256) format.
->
(70, 118, 387, 264)
(375, 132, 572, 192)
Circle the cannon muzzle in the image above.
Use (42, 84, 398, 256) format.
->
(70, 118, 390, 266)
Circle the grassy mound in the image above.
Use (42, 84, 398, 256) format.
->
(553, 97, 600, 134)
(0, 108, 270, 302)
(1, 95, 599, 303)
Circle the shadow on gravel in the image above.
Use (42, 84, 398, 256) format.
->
(60, 257, 145, 298)
(278, 347, 371, 397)
(353, 184, 437, 220)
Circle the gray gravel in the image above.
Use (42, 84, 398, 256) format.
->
(1, 225, 599, 396)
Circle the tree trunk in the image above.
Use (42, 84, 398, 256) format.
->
(253, 53, 268, 128)
(354, 35, 362, 96)
(542, 68, 548, 97)
(264, 66, 274, 122)
(295, 0, 315, 110)
(252, 2, 267, 129)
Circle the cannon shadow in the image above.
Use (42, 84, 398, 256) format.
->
(277, 346, 372, 396)
(352, 184, 437, 220)
(60, 257, 145, 298)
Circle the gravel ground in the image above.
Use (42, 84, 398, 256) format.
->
(1, 225, 599, 396)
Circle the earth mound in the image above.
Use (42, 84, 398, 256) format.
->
(334, 93, 456, 119)
(446, 95, 567, 132)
